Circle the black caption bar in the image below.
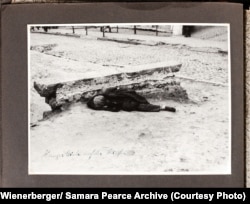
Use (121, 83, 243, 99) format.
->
(0, 188, 249, 202)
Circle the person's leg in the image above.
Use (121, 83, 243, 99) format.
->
(137, 104, 176, 112)
(137, 104, 161, 112)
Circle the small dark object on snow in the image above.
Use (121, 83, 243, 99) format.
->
(30, 123, 38, 128)
(87, 88, 176, 112)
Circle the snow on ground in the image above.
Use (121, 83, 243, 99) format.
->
(191, 26, 228, 42)
(29, 30, 230, 175)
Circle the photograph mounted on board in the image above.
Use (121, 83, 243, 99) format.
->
(28, 23, 231, 175)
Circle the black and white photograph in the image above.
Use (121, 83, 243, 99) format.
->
(28, 23, 231, 175)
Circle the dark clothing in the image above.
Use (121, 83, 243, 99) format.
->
(87, 89, 161, 112)
(182, 26, 194, 37)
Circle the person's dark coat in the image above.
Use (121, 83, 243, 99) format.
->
(87, 88, 161, 112)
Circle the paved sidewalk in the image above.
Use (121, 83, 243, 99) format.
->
(96, 32, 228, 52)
(34, 28, 228, 52)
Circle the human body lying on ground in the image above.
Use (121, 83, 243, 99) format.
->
(87, 87, 176, 112)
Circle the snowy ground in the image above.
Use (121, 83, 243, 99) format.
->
(29, 29, 230, 175)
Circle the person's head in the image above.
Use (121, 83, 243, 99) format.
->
(93, 95, 106, 108)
